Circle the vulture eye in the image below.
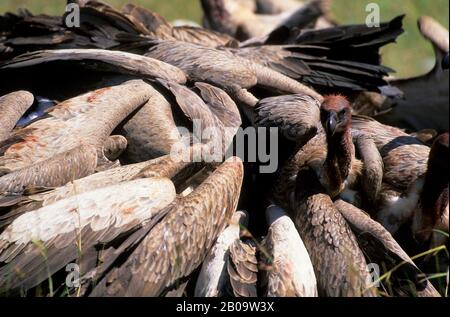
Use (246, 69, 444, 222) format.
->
(338, 109, 347, 120)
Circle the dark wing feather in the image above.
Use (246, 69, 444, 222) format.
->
(1, 49, 186, 83)
(238, 16, 405, 94)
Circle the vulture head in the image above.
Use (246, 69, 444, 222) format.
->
(320, 95, 352, 137)
(319, 95, 354, 197)
(413, 133, 449, 243)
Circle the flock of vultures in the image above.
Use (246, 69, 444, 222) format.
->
(0, 0, 448, 297)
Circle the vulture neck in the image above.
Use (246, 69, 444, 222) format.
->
(324, 128, 353, 196)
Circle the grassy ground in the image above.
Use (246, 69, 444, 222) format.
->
(0, 0, 448, 77)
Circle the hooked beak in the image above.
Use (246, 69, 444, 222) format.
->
(325, 112, 338, 136)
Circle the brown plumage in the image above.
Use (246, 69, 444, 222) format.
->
(0, 144, 98, 195)
(0, 91, 34, 143)
(335, 199, 441, 297)
(352, 115, 429, 190)
(271, 95, 363, 204)
(0, 155, 178, 230)
(351, 116, 432, 233)
(0, 1, 402, 97)
(255, 93, 321, 144)
(266, 96, 376, 296)
(102, 135, 128, 162)
(89, 157, 244, 297)
(122, 3, 235, 47)
(0, 154, 200, 295)
(0, 181, 174, 295)
(0, 81, 153, 181)
(0, 0, 443, 299)
(0, 1, 233, 58)
(144, 39, 321, 101)
(351, 133, 384, 207)
(121, 80, 241, 163)
(289, 166, 377, 297)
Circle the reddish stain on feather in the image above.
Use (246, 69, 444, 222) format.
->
(57, 100, 73, 110)
(87, 87, 112, 103)
(8, 135, 39, 152)
(122, 207, 136, 215)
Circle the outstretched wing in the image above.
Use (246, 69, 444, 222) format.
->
(91, 158, 244, 297)
(0, 177, 176, 295)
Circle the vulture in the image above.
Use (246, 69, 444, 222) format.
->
(0, 0, 405, 99)
(264, 96, 377, 296)
(350, 116, 446, 241)
(0, 155, 191, 231)
(119, 79, 241, 164)
(352, 117, 448, 291)
(0, 153, 198, 295)
(288, 166, 377, 297)
(143, 39, 322, 102)
(264, 94, 374, 201)
(334, 200, 441, 297)
(1, 53, 240, 164)
(0, 80, 156, 195)
(226, 221, 259, 297)
(411, 133, 448, 246)
(89, 157, 244, 297)
(195, 204, 319, 298)
(0, 146, 222, 295)
(0, 0, 446, 299)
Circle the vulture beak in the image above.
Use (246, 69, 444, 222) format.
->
(326, 112, 339, 136)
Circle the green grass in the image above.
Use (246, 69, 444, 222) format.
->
(0, 0, 448, 77)
(0, 0, 202, 22)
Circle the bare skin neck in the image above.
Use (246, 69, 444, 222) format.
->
(323, 129, 353, 197)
